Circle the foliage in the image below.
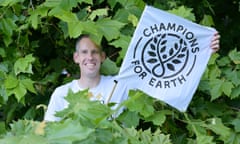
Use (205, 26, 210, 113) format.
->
(0, 0, 240, 143)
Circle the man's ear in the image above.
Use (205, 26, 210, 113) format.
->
(73, 52, 79, 64)
(101, 51, 106, 63)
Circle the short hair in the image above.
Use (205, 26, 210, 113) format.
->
(75, 34, 102, 52)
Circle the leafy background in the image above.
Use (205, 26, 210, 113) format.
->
(0, 0, 240, 143)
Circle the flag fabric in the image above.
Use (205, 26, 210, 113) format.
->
(115, 5, 216, 112)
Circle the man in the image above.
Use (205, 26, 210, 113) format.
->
(44, 33, 220, 122)
(44, 35, 126, 121)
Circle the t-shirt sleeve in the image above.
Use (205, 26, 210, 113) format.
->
(44, 87, 68, 122)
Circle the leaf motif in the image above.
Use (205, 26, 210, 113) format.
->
(148, 51, 156, 57)
(169, 48, 174, 56)
(182, 47, 187, 52)
(177, 54, 185, 58)
(180, 39, 183, 44)
(160, 46, 166, 53)
(147, 58, 158, 63)
(183, 41, 187, 46)
(174, 43, 178, 50)
(161, 40, 167, 45)
(150, 43, 156, 50)
(172, 59, 181, 64)
(167, 63, 175, 71)
(162, 34, 166, 39)
(153, 37, 158, 43)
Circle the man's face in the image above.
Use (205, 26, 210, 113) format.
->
(74, 37, 105, 77)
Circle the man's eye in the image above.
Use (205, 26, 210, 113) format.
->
(92, 50, 100, 54)
(80, 50, 88, 54)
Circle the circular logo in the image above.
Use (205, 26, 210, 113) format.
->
(141, 33, 189, 79)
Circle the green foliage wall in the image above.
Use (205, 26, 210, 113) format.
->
(0, 0, 240, 143)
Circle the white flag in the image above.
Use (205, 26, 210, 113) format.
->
(114, 5, 216, 112)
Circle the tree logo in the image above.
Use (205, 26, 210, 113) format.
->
(131, 23, 199, 89)
(142, 33, 189, 78)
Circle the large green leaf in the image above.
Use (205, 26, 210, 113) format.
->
(0, 18, 17, 37)
(145, 110, 171, 126)
(196, 135, 214, 144)
(200, 15, 215, 26)
(14, 54, 35, 75)
(201, 118, 231, 140)
(168, 6, 195, 21)
(67, 21, 98, 38)
(89, 8, 108, 21)
(0, 135, 47, 144)
(4, 75, 18, 89)
(46, 119, 94, 143)
(229, 49, 240, 64)
(209, 79, 223, 100)
(0, 0, 24, 6)
(117, 111, 140, 128)
(20, 78, 36, 94)
(100, 58, 119, 75)
(96, 18, 125, 41)
(28, 6, 49, 29)
(48, 6, 78, 22)
(56, 90, 113, 126)
(109, 34, 131, 61)
(124, 90, 155, 118)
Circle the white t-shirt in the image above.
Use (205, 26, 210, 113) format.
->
(44, 75, 128, 121)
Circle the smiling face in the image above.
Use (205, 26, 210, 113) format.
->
(74, 37, 105, 78)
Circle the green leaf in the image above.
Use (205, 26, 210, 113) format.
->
(151, 129, 172, 144)
(46, 119, 94, 143)
(14, 54, 35, 75)
(196, 135, 214, 144)
(0, 18, 18, 37)
(13, 82, 27, 103)
(168, 6, 196, 21)
(100, 58, 119, 75)
(125, 90, 155, 117)
(56, 90, 112, 126)
(225, 70, 240, 86)
(49, 6, 78, 22)
(117, 111, 140, 128)
(222, 81, 233, 96)
(28, 13, 38, 29)
(128, 14, 138, 27)
(209, 79, 223, 100)
(20, 78, 36, 94)
(0, 0, 24, 6)
(59, 0, 79, 10)
(225, 132, 240, 144)
(231, 86, 240, 99)
(77, 0, 92, 5)
(4, 75, 18, 89)
(231, 118, 240, 132)
(42, 0, 61, 7)
(217, 56, 231, 67)
(200, 15, 215, 26)
(0, 48, 6, 58)
(89, 8, 108, 21)
(5, 76, 27, 103)
(110, 34, 131, 64)
(145, 110, 169, 126)
(96, 18, 125, 41)
(28, 7, 49, 29)
(229, 49, 240, 64)
(67, 21, 98, 38)
(201, 118, 231, 139)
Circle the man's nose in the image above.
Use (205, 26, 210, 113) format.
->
(87, 52, 94, 59)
